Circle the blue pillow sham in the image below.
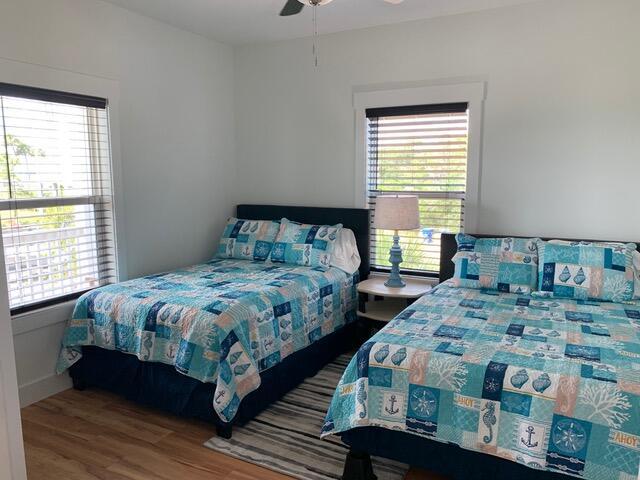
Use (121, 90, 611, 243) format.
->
(533, 240, 636, 302)
(270, 218, 342, 269)
(451, 234, 539, 293)
(217, 217, 280, 261)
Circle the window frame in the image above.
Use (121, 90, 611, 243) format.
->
(0, 57, 126, 321)
(353, 82, 486, 275)
(0, 86, 116, 314)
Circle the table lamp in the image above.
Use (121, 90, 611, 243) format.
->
(373, 195, 420, 288)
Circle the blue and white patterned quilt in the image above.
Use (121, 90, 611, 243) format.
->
(57, 259, 358, 422)
(322, 283, 640, 479)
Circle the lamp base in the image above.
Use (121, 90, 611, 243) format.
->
(386, 233, 406, 288)
(384, 276, 406, 288)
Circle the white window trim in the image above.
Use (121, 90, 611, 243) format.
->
(0, 56, 127, 329)
(0, 238, 26, 479)
(353, 81, 486, 233)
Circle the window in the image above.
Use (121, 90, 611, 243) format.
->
(0, 83, 117, 313)
(367, 102, 469, 276)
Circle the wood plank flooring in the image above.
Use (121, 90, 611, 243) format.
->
(21, 389, 446, 480)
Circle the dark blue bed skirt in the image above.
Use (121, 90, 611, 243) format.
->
(341, 427, 568, 480)
(70, 321, 362, 430)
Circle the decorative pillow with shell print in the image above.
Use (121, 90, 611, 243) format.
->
(451, 234, 540, 294)
(270, 218, 342, 270)
(533, 239, 637, 302)
(217, 217, 281, 261)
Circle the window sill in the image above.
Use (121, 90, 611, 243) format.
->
(11, 300, 75, 336)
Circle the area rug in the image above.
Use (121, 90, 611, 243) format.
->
(204, 354, 409, 480)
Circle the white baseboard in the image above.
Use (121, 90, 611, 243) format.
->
(18, 373, 72, 408)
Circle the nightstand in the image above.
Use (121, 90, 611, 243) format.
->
(357, 276, 432, 325)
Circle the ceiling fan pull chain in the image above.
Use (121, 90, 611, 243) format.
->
(313, 5, 318, 67)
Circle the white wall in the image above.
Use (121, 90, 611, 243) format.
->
(0, 240, 26, 480)
(234, 0, 640, 242)
(0, 0, 236, 404)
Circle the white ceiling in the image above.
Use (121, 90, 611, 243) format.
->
(101, 0, 541, 45)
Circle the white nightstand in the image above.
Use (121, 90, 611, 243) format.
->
(357, 276, 432, 324)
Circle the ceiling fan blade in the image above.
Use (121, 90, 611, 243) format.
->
(280, 0, 304, 16)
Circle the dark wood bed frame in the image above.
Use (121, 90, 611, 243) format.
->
(343, 232, 640, 480)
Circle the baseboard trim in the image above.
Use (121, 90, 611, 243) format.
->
(19, 373, 72, 408)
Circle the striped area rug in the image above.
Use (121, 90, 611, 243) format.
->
(204, 354, 408, 480)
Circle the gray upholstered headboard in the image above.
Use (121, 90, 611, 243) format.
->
(440, 233, 640, 284)
(236, 204, 370, 280)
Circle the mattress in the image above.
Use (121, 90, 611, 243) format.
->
(322, 283, 640, 479)
(57, 258, 358, 422)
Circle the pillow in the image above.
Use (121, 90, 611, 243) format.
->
(451, 234, 539, 293)
(634, 250, 640, 299)
(534, 240, 636, 302)
(330, 228, 361, 275)
(270, 218, 342, 269)
(217, 217, 280, 261)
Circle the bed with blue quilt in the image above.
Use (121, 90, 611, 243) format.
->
(323, 233, 640, 480)
(57, 204, 370, 438)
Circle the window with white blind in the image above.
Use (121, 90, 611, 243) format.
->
(0, 83, 117, 313)
(367, 102, 469, 276)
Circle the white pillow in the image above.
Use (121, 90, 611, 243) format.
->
(330, 228, 361, 275)
(633, 250, 640, 299)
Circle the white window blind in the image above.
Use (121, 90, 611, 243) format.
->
(0, 83, 117, 312)
(367, 102, 469, 275)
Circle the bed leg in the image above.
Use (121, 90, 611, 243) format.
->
(216, 424, 232, 439)
(72, 376, 87, 391)
(341, 449, 377, 480)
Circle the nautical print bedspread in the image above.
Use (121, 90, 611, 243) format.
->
(322, 283, 640, 479)
(57, 259, 358, 422)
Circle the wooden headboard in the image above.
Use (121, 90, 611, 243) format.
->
(236, 204, 370, 280)
(440, 233, 640, 284)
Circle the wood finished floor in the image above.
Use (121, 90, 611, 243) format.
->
(21, 389, 447, 480)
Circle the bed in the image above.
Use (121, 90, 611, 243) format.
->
(57, 204, 370, 438)
(323, 233, 640, 480)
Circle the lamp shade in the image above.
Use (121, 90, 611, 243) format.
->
(373, 195, 420, 231)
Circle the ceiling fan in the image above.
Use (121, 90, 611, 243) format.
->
(280, 0, 405, 17)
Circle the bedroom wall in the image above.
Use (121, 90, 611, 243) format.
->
(0, 248, 26, 478)
(234, 0, 640, 242)
(0, 0, 236, 404)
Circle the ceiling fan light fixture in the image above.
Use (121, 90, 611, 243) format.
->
(281, 0, 404, 17)
(297, 0, 335, 6)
